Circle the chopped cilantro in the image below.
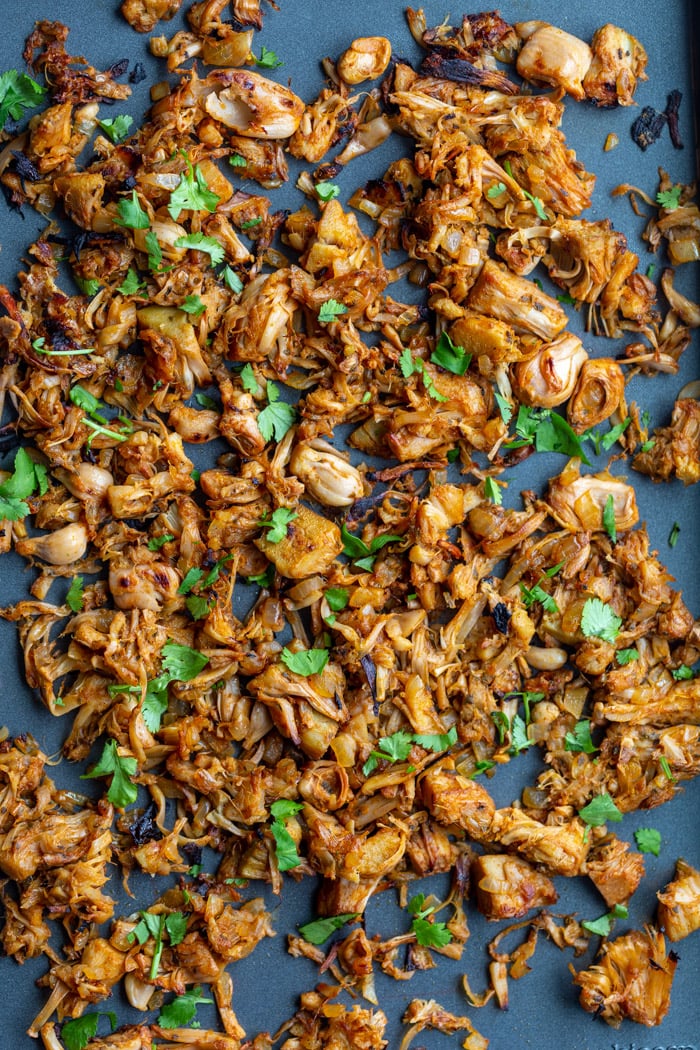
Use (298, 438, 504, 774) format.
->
(241, 217, 262, 230)
(298, 913, 358, 945)
(656, 186, 682, 210)
(484, 476, 502, 505)
(281, 647, 329, 677)
(148, 533, 174, 551)
(181, 294, 206, 317)
(564, 719, 597, 754)
(158, 986, 213, 1029)
(81, 738, 138, 809)
(616, 648, 639, 666)
(486, 181, 506, 198)
(258, 381, 297, 442)
(603, 493, 617, 543)
(221, 265, 243, 293)
(430, 331, 472, 376)
(408, 894, 453, 948)
(258, 506, 297, 543)
(174, 233, 225, 266)
(580, 597, 622, 643)
(97, 114, 134, 143)
(255, 46, 283, 69)
(117, 268, 145, 295)
(672, 664, 695, 680)
(315, 180, 340, 201)
(634, 827, 661, 856)
(168, 158, 220, 220)
(269, 798, 303, 870)
(61, 1012, 117, 1050)
(582, 903, 627, 937)
(318, 298, 348, 323)
(579, 793, 622, 827)
(240, 363, 261, 395)
(669, 521, 680, 548)
(66, 576, 84, 613)
(229, 153, 246, 167)
(113, 190, 149, 229)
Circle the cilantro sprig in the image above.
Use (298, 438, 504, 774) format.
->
(634, 827, 661, 856)
(0, 69, 46, 129)
(81, 738, 138, 809)
(408, 893, 453, 948)
(341, 524, 402, 571)
(0, 447, 47, 522)
(61, 1012, 117, 1050)
(127, 909, 187, 979)
(258, 382, 296, 443)
(504, 405, 590, 464)
(258, 506, 297, 543)
(281, 647, 329, 677)
(362, 726, 457, 776)
(270, 799, 304, 871)
(582, 903, 628, 937)
(168, 157, 220, 220)
(579, 793, 622, 827)
(400, 347, 448, 402)
(298, 913, 358, 945)
(580, 598, 622, 643)
(158, 986, 213, 1029)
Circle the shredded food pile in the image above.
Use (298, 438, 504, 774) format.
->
(0, 4, 699, 1048)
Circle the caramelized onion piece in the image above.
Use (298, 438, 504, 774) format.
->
(567, 357, 625, 432)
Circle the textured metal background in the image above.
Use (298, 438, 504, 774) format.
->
(0, 1, 698, 1047)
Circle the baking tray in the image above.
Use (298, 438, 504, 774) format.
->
(0, 1, 698, 1047)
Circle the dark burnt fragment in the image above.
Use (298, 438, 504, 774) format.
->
(128, 801, 162, 846)
(631, 106, 667, 150)
(11, 152, 41, 185)
(420, 47, 518, 94)
(129, 62, 147, 84)
(492, 603, 511, 635)
(665, 90, 684, 149)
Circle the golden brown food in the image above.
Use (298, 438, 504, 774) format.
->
(574, 928, 677, 1027)
(657, 859, 700, 941)
(0, 6, 695, 1046)
(583, 24, 648, 107)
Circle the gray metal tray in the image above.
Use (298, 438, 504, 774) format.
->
(0, 1, 698, 1047)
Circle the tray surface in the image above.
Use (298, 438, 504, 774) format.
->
(0, 1, 698, 1048)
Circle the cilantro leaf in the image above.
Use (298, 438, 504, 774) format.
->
(247, 564, 275, 588)
(81, 738, 138, 808)
(412, 726, 458, 752)
(582, 904, 627, 938)
(174, 233, 225, 266)
(66, 576, 84, 613)
(158, 986, 213, 1029)
(181, 294, 206, 317)
(326, 587, 349, 612)
(74, 276, 101, 297)
(168, 159, 220, 220)
(165, 911, 187, 946)
(315, 180, 340, 201)
(280, 647, 329, 677)
(494, 391, 513, 424)
(341, 524, 402, 570)
(484, 476, 502, 505)
(258, 381, 297, 442)
(178, 567, 204, 595)
(114, 190, 150, 229)
(185, 594, 211, 621)
(468, 759, 496, 778)
(147, 533, 174, 551)
(601, 417, 630, 451)
(258, 506, 297, 543)
(298, 913, 358, 945)
(341, 524, 372, 559)
(0, 447, 46, 520)
(533, 412, 590, 464)
(0, 70, 46, 129)
(580, 597, 622, 643)
(255, 46, 283, 69)
(407, 895, 452, 948)
(117, 268, 145, 295)
(634, 827, 661, 856)
(669, 521, 680, 548)
(241, 217, 262, 230)
(579, 793, 622, 827)
(520, 580, 558, 615)
(491, 710, 510, 745)
(430, 331, 472, 376)
(318, 298, 348, 323)
(522, 188, 547, 220)
(240, 363, 261, 394)
(61, 1012, 117, 1050)
(228, 153, 246, 168)
(672, 664, 695, 680)
(160, 640, 209, 681)
(141, 681, 169, 732)
(270, 799, 303, 871)
(486, 181, 506, 199)
(399, 349, 448, 402)
(616, 647, 639, 666)
(507, 714, 533, 755)
(98, 114, 134, 143)
(145, 230, 163, 271)
(564, 719, 597, 754)
(222, 265, 243, 293)
(656, 186, 682, 210)
(603, 494, 617, 543)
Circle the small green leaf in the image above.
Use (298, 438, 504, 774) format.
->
(117, 268, 145, 295)
(240, 363, 261, 394)
(280, 647, 329, 677)
(255, 46, 283, 69)
(222, 265, 243, 293)
(177, 567, 204, 595)
(298, 913, 358, 945)
(484, 477, 502, 505)
(161, 640, 209, 681)
(580, 598, 622, 643)
(145, 230, 163, 270)
(229, 153, 246, 167)
(174, 233, 225, 266)
(669, 521, 680, 548)
(659, 755, 676, 782)
(603, 494, 617, 543)
(326, 587, 349, 612)
(318, 298, 348, 323)
(241, 217, 262, 230)
(634, 827, 661, 856)
(66, 576, 84, 613)
(168, 158, 220, 220)
(158, 986, 213, 1029)
(616, 647, 639, 666)
(81, 739, 138, 808)
(564, 719, 597, 754)
(672, 664, 695, 681)
(98, 114, 134, 143)
(579, 793, 622, 827)
(61, 1012, 117, 1050)
(258, 506, 297, 543)
(147, 533, 174, 551)
(0, 69, 46, 130)
(411, 915, 452, 949)
(114, 190, 150, 229)
(430, 331, 472, 376)
(508, 714, 532, 755)
(486, 181, 506, 199)
(656, 186, 682, 210)
(315, 180, 340, 201)
(185, 594, 211, 621)
(258, 381, 297, 442)
(181, 294, 206, 317)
